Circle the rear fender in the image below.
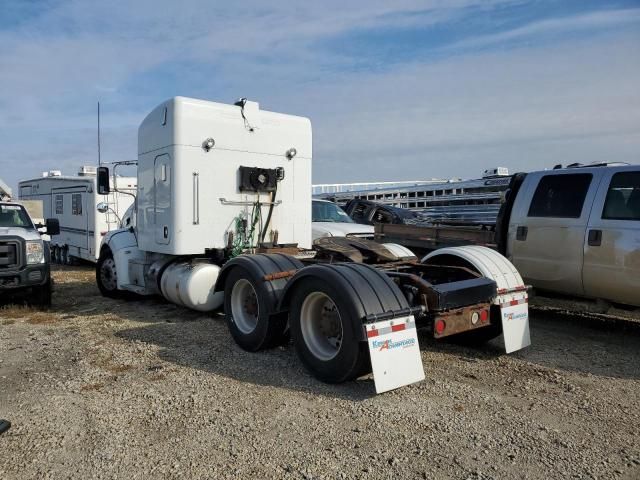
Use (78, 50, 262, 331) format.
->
(278, 263, 409, 341)
(423, 246, 530, 352)
(423, 245, 525, 303)
(214, 253, 304, 314)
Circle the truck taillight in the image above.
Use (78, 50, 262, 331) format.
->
(435, 319, 446, 334)
(480, 309, 489, 323)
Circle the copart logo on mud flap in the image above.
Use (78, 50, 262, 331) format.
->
(372, 338, 416, 351)
(503, 312, 528, 322)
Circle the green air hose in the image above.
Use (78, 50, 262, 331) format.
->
(230, 200, 263, 257)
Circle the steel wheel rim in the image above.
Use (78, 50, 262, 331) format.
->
(300, 292, 343, 361)
(100, 258, 117, 291)
(231, 279, 259, 334)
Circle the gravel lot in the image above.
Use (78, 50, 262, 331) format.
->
(1, 265, 639, 479)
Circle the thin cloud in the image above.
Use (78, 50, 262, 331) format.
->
(0, 1, 638, 190)
(448, 7, 640, 50)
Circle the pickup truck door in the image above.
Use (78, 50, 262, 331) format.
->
(507, 171, 599, 296)
(583, 169, 640, 306)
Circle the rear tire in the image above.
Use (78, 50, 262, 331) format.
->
(96, 249, 122, 298)
(289, 278, 370, 383)
(224, 266, 288, 352)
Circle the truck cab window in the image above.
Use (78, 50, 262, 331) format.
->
(527, 173, 592, 218)
(602, 171, 640, 221)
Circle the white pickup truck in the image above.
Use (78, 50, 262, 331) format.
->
(503, 164, 639, 307)
(311, 199, 374, 241)
(376, 163, 640, 307)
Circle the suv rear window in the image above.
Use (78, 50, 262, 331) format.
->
(602, 172, 640, 221)
(528, 173, 592, 218)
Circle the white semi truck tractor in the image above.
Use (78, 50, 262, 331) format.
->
(96, 97, 530, 393)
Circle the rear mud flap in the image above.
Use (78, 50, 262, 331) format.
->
(365, 316, 425, 394)
(500, 295, 531, 353)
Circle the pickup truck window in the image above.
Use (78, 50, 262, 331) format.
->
(528, 173, 592, 218)
(602, 172, 640, 221)
(312, 201, 354, 223)
(0, 204, 34, 229)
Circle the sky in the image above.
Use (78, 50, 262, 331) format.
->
(0, 0, 639, 191)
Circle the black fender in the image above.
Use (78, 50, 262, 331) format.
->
(214, 253, 304, 313)
(278, 263, 409, 341)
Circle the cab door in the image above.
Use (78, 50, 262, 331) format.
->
(583, 169, 640, 306)
(154, 154, 171, 245)
(507, 171, 598, 296)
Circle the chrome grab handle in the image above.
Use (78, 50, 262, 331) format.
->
(193, 172, 199, 224)
(219, 197, 281, 206)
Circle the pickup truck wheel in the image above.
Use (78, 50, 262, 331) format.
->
(32, 281, 52, 309)
(289, 278, 369, 383)
(224, 266, 288, 352)
(96, 249, 122, 298)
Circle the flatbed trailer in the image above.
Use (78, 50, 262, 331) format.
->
(374, 222, 497, 256)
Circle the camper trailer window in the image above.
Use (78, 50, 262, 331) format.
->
(72, 194, 82, 216)
(55, 195, 64, 214)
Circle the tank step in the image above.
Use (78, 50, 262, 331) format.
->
(121, 284, 150, 295)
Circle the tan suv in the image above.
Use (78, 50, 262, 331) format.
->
(506, 164, 640, 306)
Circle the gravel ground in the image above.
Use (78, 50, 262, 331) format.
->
(1, 265, 639, 480)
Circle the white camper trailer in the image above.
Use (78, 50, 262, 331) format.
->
(18, 167, 136, 263)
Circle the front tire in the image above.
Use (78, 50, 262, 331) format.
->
(289, 278, 370, 383)
(32, 280, 53, 309)
(96, 249, 122, 298)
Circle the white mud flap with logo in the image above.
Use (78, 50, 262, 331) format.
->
(365, 316, 425, 394)
(499, 294, 530, 354)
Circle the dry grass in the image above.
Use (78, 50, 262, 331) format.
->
(106, 364, 134, 374)
(149, 373, 167, 382)
(0, 306, 58, 324)
(25, 312, 59, 324)
(0, 305, 34, 319)
(89, 352, 134, 375)
(80, 382, 105, 392)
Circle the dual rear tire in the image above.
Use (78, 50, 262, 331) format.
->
(225, 268, 368, 383)
(224, 266, 289, 352)
(288, 278, 370, 383)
